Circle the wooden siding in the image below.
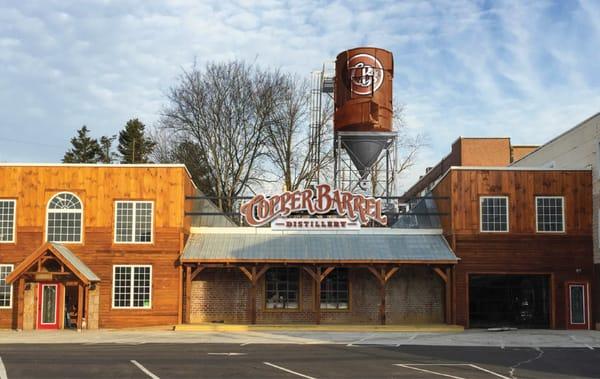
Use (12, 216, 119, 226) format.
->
(433, 169, 594, 328)
(0, 165, 193, 328)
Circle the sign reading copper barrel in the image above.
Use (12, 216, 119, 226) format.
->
(334, 47, 393, 132)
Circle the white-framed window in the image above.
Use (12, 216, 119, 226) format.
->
(46, 192, 83, 243)
(0, 264, 14, 308)
(0, 200, 16, 243)
(480, 196, 509, 232)
(536, 196, 565, 232)
(114, 201, 154, 243)
(112, 265, 152, 309)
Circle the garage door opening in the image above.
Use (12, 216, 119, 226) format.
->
(469, 274, 550, 328)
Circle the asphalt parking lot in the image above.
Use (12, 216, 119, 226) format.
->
(1, 343, 599, 379)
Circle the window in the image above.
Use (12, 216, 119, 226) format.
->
(265, 268, 299, 309)
(536, 196, 565, 232)
(115, 201, 153, 243)
(112, 265, 152, 308)
(46, 193, 83, 243)
(321, 268, 349, 310)
(480, 196, 509, 232)
(0, 200, 16, 243)
(0, 264, 13, 308)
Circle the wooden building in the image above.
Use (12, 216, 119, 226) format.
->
(0, 164, 195, 330)
(0, 161, 594, 330)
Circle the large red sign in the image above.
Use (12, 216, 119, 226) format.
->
(240, 184, 387, 227)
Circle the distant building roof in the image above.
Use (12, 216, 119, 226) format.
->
(181, 228, 458, 263)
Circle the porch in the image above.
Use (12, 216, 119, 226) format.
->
(180, 228, 459, 326)
(5, 242, 100, 331)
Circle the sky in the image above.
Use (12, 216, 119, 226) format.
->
(1, 0, 599, 191)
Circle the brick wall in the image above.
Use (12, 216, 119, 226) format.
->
(190, 266, 444, 324)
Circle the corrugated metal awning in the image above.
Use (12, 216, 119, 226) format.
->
(181, 229, 458, 263)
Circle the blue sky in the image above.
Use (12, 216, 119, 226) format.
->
(1, 0, 599, 190)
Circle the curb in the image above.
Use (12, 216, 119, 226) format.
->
(173, 324, 465, 333)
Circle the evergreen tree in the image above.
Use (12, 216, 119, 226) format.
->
(62, 126, 103, 163)
(99, 135, 117, 163)
(118, 119, 156, 163)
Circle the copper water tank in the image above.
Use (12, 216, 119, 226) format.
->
(334, 47, 394, 132)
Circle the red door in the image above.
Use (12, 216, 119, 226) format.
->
(37, 283, 60, 329)
(566, 282, 590, 330)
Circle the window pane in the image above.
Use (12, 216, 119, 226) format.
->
(320, 268, 349, 309)
(115, 202, 134, 242)
(134, 203, 153, 243)
(0, 200, 15, 242)
(0, 265, 13, 307)
(265, 268, 299, 309)
(113, 265, 151, 308)
(481, 197, 508, 232)
(115, 202, 152, 243)
(536, 197, 564, 232)
(113, 266, 132, 307)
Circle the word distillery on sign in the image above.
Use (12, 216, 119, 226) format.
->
(271, 218, 361, 231)
(239, 184, 388, 227)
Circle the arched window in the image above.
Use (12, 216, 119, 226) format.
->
(46, 192, 83, 243)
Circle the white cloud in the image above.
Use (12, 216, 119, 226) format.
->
(0, 0, 598, 194)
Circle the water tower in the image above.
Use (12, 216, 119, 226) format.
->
(333, 47, 397, 198)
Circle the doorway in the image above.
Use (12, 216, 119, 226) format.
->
(469, 274, 551, 328)
(37, 283, 60, 330)
(566, 282, 590, 330)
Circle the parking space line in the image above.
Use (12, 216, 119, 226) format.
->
(0, 356, 7, 379)
(130, 360, 160, 379)
(264, 362, 317, 379)
(467, 364, 510, 379)
(394, 364, 465, 379)
(394, 363, 510, 379)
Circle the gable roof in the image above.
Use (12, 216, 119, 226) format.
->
(5, 242, 100, 284)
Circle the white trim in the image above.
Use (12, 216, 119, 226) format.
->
(39, 283, 58, 325)
(479, 196, 509, 233)
(0, 264, 14, 309)
(111, 264, 152, 309)
(535, 196, 565, 233)
(568, 284, 586, 325)
(189, 227, 444, 235)
(113, 201, 154, 244)
(0, 199, 16, 243)
(45, 192, 83, 244)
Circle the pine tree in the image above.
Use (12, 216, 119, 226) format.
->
(117, 119, 156, 163)
(62, 126, 103, 163)
(99, 135, 117, 163)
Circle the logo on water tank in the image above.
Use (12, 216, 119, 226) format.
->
(348, 53, 384, 95)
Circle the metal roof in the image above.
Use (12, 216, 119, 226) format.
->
(181, 230, 457, 263)
(51, 243, 101, 282)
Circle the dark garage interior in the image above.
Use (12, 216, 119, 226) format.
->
(469, 274, 550, 328)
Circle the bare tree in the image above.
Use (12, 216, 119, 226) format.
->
(264, 75, 333, 191)
(159, 61, 284, 212)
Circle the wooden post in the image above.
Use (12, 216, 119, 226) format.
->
(379, 278, 386, 325)
(84, 285, 90, 330)
(17, 278, 25, 330)
(367, 266, 399, 325)
(185, 266, 192, 324)
(445, 267, 452, 324)
(315, 267, 321, 325)
(239, 266, 269, 325)
(76, 284, 83, 330)
(432, 267, 451, 324)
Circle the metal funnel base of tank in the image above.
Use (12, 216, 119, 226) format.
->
(337, 131, 397, 178)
